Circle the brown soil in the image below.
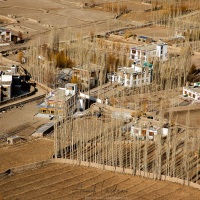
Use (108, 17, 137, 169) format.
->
(0, 139, 54, 172)
(0, 163, 200, 200)
(0, 100, 49, 138)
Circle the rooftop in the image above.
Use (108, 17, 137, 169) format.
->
(131, 42, 167, 51)
(131, 43, 157, 51)
(137, 35, 152, 39)
(0, 28, 10, 32)
(184, 86, 200, 93)
(118, 67, 141, 74)
(34, 122, 54, 134)
(37, 87, 75, 108)
(118, 66, 151, 74)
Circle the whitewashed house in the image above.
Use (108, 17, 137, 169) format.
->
(183, 83, 200, 101)
(110, 64, 152, 88)
(130, 41, 168, 65)
(130, 125, 168, 141)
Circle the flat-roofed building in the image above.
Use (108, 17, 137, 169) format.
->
(110, 64, 152, 88)
(0, 74, 12, 101)
(37, 83, 78, 116)
(130, 125, 168, 141)
(183, 83, 200, 101)
(136, 35, 153, 43)
(130, 42, 167, 65)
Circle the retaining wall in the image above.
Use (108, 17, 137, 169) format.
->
(52, 158, 200, 190)
(0, 160, 51, 179)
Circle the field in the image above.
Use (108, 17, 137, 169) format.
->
(0, 139, 54, 173)
(0, 0, 200, 198)
(1, 163, 200, 200)
(0, 98, 49, 139)
(0, 0, 114, 42)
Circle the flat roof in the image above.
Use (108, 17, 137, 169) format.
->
(0, 28, 11, 32)
(138, 35, 152, 39)
(7, 135, 20, 139)
(131, 42, 167, 51)
(37, 88, 75, 108)
(184, 86, 200, 93)
(35, 122, 54, 134)
(118, 67, 139, 74)
(131, 43, 157, 51)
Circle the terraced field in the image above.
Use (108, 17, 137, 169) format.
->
(0, 163, 200, 200)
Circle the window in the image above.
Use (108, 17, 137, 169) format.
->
(142, 130, 146, 136)
(132, 49, 136, 54)
(149, 131, 154, 136)
(193, 94, 195, 98)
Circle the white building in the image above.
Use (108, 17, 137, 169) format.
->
(183, 84, 200, 101)
(110, 64, 152, 87)
(130, 42, 168, 65)
(0, 28, 11, 43)
(130, 126, 168, 141)
(0, 74, 12, 101)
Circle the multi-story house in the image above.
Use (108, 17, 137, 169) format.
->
(183, 83, 200, 101)
(109, 64, 152, 88)
(130, 41, 168, 65)
(130, 125, 168, 141)
(37, 83, 78, 116)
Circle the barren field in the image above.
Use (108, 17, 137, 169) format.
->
(0, 100, 49, 138)
(0, 0, 114, 36)
(0, 139, 53, 173)
(129, 26, 175, 41)
(172, 109, 200, 128)
(0, 163, 200, 200)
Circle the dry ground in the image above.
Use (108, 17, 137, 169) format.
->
(0, 138, 54, 173)
(172, 109, 200, 129)
(128, 26, 175, 41)
(0, 163, 200, 200)
(0, 0, 114, 37)
(0, 100, 49, 138)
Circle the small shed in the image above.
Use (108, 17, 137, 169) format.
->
(7, 136, 21, 145)
(136, 36, 153, 43)
(32, 122, 54, 137)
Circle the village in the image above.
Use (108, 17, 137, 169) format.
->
(0, 0, 200, 199)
